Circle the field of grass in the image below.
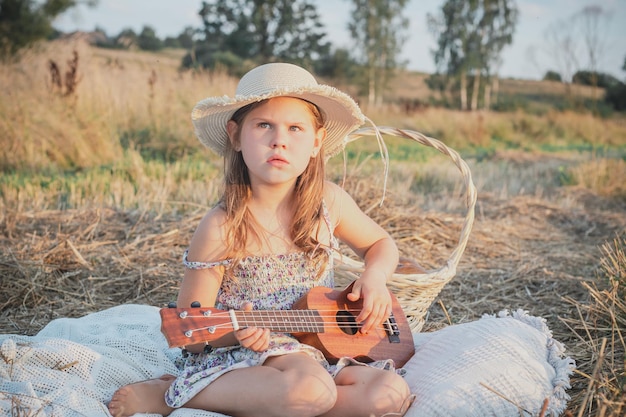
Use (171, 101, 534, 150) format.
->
(1, 39, 625, 416)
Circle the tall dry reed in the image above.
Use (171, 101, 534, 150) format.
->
(0, 40, 236, 171)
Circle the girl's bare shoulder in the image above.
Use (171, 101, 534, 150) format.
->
(323, 180, 357, 223)
(187, 205, 229, 262)
(323, 180, 349, 200)
(199, 204, 228, 229)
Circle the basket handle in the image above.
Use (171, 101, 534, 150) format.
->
(335, 126, 477, 283)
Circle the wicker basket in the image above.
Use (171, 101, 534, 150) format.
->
(333, 126, 477, 333)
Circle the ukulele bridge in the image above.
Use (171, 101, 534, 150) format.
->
(385, 313, 401, 343)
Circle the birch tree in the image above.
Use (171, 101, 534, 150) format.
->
(428, 0, 517, 110)
(576, 4, 611, 109)
(347, 0, 409, 108)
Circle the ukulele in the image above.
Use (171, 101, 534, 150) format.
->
(160, 283, 415, 367)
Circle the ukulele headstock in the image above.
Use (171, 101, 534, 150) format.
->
(160, 305, 231, 348)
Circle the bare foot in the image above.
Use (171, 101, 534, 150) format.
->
(108, 374, 176, 417)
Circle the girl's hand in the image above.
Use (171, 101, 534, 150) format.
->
(347, 273, 392, 334)
(235, 326, 270, 352)
(234, 302, 270, 352)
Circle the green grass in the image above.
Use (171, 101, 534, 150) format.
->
(0, 151, 222, 213)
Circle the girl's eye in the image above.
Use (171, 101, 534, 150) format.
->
(290, 125, 302, 132)
(258, 122, 270, 129)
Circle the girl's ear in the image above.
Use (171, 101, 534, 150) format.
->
(226, 120, 240, 151)
(311, 127, 326, 158)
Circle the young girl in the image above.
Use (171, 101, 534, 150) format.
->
(108, 63, 413, 417)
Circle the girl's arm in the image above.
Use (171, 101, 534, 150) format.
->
(325, 181, 400, 334)
(177, 207, 237, 352)
(177, 206, 270, 353)
(178, 207, 227, 306)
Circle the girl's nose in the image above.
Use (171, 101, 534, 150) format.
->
(270, 129, 288, 148)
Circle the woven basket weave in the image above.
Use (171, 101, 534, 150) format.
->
(333, 126, 477, 333)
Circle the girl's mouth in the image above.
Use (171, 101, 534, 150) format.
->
(267, 155, 288, 165)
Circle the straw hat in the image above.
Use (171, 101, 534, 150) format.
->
(191, 63, 365, 158)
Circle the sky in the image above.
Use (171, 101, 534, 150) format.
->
(53, 0, 626, 81)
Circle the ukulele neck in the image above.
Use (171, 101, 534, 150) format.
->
(232, 309, 325, 333)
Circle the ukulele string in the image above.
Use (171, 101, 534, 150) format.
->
(183, 308, 383, 318)
(177, 308, 399, 335)
(182, 323, 391, 335)
(184, 309, 394, 320)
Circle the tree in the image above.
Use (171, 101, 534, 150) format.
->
(604, 56, 626, 111)
(189, 0, 330, 71)
(427, 0, 470, 109)
(163, 28, 199, 50)
(163, 36, 180, 49)
(347, 0, 409, 108)
(271, 1, 330, 67)
(605, 82, 626, 111)
(114, 28, 138, 49)
(137, 26, 163, 51)
(428, 0, 518, 111)
(543, 70, 562, 82)
(572, 70, 620, 89)
(177, 26, 198, 50)
(577, 6, 611, 90)
(473, 0, 518, 110)
(314, 47, 360, 83)
(0, 0, 98, 58)
(530, 5, 613, 108)
(575, 5, 612, 111)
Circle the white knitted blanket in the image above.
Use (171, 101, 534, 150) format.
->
(1, 304, 225, 417)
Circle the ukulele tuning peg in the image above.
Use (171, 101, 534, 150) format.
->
(167, 301, 177, 308)
(191, 301, 201, 308)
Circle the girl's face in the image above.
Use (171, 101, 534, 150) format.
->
(227, 97, 325, 188)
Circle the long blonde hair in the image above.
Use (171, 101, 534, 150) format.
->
(220, 98, 330, 277)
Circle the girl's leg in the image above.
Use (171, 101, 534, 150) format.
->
(108, 353, 337, 417)
(184, 352, 337, 417)
(321, 366, 412, 417)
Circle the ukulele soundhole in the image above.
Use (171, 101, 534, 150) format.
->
(336, 310, 358, 335)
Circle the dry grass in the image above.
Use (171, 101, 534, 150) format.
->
(1, 156, 625, 415)
(499, 78, 606, 100)
(0, 40, 235, 171)
(385, 71, 606, 102)
(569, 158, 626, 200)
(373, 107, 626, 151)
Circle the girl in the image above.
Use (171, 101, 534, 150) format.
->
(108, 63, 413, 417)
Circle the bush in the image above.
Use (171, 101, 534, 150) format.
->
(605, 81, 626, 111)
(180, 46, 258, 78)
(573, 70, 621, 89)
(543, 70, 562, 82)
(137, 26, 163, 51)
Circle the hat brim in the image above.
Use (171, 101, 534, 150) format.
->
(192, 85, 365, 159)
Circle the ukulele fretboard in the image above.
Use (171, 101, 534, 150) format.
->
(234, 310, 325, 333)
